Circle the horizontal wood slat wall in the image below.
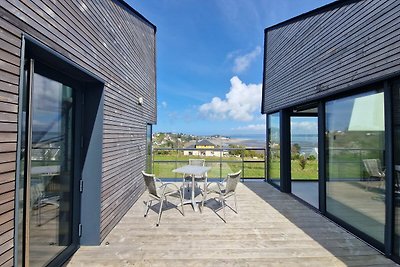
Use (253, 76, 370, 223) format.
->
(0, 0, 156, 265)
(0, 11, 20, 265)
(262, 0, 400, 113)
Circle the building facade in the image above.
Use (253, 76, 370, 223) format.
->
(183, 140, 226, 157)
(0, 1, 156, 266)
(262, 0, 400, 262)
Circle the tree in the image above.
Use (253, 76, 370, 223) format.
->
(291, 143, 301, 160)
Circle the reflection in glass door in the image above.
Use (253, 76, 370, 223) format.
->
(326, 90, 385, 244)
(393, 81, 400, 256)
(267, 112, 281, 187)
(29, 72, 74, 266)
(19, 60, 77, 266)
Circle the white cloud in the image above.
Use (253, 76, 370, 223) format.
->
(232, 46, 261, 73)
(291, 121, 318, 133)
(235, 123, 266, 132)
(199, 76, 262, 121)
(161, 101, 167, 108)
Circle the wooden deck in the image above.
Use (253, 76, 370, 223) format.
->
(65, 182, 397, 266)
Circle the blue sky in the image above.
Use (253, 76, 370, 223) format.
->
(131, 0, 334, 136)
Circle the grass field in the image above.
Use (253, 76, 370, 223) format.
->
(153, 153, 265, 179)
(269, 159, 318, 180)
(33, 152, 362, 181)
(152, 153, 320, 180)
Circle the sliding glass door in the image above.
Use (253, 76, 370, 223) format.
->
(267, 112, 281, 187)
(325, 89, 385, 244)
(19, 60, 79, 267)
(393, 81, 400, 256)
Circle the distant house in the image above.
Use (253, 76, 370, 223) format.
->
(183, 140, 226, 157)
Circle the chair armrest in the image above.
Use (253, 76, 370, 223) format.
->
(205, 181, 224, 193)
(155, 178, 164, 187)
(159, 182, 181, 195)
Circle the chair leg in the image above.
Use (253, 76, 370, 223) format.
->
(179, 192, 185, 216)
(234, 193, 238, 213)
(221, 195, 226, 223)
(201, 183, 207, 212)
(144, 197, 151, 217)
(37, 198, 42, 226)
(156, 198, 164, 226)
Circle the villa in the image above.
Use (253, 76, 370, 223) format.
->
(1, 0, 400, 266)
(0, 1, 156, 266)
(262, 0, 400, 262)
(183, 140, 227, 157)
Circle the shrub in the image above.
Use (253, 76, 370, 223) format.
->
(298, 155, 307, 170)
(307, 155, 316, 161)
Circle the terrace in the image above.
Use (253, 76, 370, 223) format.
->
(65, 181, 395, 266)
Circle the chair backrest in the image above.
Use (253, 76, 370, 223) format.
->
(142, 171, 158, 197)
(225, 170, 241, 194)
(189, 159, 205, 166)
(363, 159, 383, 177)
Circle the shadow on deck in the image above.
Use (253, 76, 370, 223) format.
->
(65, 181, 397, 266)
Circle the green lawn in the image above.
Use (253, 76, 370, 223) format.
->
(269, 159, 319, 181)
(152, 153, 319, 180)
(152, 152, 264, 179)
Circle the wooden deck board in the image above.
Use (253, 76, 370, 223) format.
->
(65, 182, 397, 266)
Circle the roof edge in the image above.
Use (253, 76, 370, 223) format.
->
(264, 0, 361, 33)
(115, 0, 157, 32)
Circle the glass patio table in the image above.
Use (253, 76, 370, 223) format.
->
(172, 165, 211, 212)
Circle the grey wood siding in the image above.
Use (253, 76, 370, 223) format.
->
(0, 0, 156, 264)
(0, 12, 20, 267)
(262, 0, 400, 114)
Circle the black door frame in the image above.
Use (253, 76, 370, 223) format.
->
(288, 107, 320, 209)
(20, 57, 83, 267)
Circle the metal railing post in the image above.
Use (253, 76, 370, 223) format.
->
(219, 148, 222, 181)
(153, 147, 155, 174)
(175, 148, 178, 181)
(241, 149, 244, 182)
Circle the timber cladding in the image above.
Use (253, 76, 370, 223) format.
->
(262, 0, 400, 114)
(0, 0, 156, 265)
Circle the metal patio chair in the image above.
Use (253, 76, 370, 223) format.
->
(201, 170, 241, 222)
(363, 159, 385, 190)
(142, 171, 184, 226)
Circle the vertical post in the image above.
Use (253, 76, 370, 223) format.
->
(175, 148, 178, 181)
(241, 149, 245, 182)
(14, 35, 26, 267)
(219, 147, 222, 181)
(384, 81, 393, 256)
(264, 147, 267, 182)
(280, 109, 291, 193)
(318, 101, 326, 214)
(152, 148, 155, 175)
(23, 58, 34, 267)
(266, 115, 270, 183)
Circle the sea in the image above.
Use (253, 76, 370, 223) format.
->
(227, 133, 318, 154)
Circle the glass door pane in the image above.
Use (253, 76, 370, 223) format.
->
(29, 72, 74, 266)
(393, 81, 400, 255)
(268, 112, 280, 187)
(326, 90, 385, 244)
(291, 116, 319, 208)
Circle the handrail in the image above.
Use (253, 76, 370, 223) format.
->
(152, 147, 266, 181)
